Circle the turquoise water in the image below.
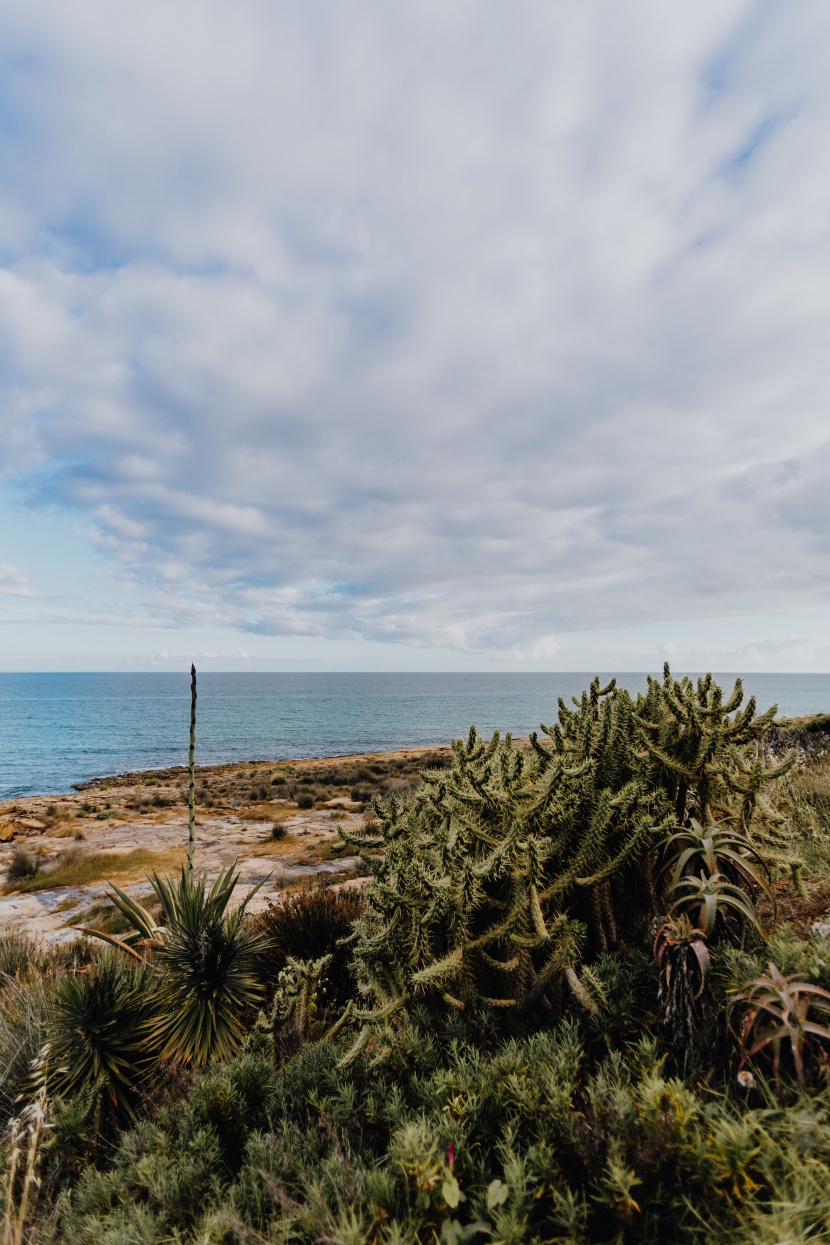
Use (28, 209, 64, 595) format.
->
(1, 671, 828, 799)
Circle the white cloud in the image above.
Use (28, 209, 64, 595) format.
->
(0, 563, 39, 598)
(0, 2, 829, 658)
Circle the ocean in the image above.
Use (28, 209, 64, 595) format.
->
(1, 671, 829, 800)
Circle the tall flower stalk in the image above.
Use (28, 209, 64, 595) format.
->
(187, 663, 197, 873)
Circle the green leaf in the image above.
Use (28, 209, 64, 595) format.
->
(487, 1178, 510, 1210)
(49, 956, 156, 1124)
(442, 1175, 464, 1209)
(148, 865, 268, 1065)
(441, 1220, 463, 1245)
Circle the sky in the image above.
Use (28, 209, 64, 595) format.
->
(1, 1, 830, 673)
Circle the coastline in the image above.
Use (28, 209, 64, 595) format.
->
(0, 744, 453, 945)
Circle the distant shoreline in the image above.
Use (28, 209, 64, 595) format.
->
(58, 713, 830, 794)
(70, 741, 460, 793)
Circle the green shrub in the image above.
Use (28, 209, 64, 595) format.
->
(338, 668, 793, 1054)
(21, 668, 830, 1240)
(257, 887, 363, 1014)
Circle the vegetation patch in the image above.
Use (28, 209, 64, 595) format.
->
(6, 670, 830, 1242)
(6, 847, 186, 893)
(5, 843, 43, 885)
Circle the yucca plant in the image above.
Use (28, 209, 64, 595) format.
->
(731, 961, 830, 1091)
(80, 882, 163, 961)
(82, 865, 268, 1065)
(49, 954, 155, 1125)
(148, 866, 268, 1065)
(667, 872, 762, 941)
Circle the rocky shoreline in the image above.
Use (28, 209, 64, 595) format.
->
(0, 745, 451, 944)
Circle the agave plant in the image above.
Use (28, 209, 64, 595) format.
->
(667, 872, 761, 941)
(49, 954, 155, 1124)
(82, 864, 268, 1066)
(662, 819, 772, 903)
(731, 961, 830, 1090)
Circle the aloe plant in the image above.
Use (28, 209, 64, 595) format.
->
(731, 961, 830, 1090)
(653, 915, 711, 1060)
(667, 871, 762, 940)
(662, 819, 772, 902)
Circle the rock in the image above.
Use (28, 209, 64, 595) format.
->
(324, 798, 362, 810)
(13, 818, 46, 834)
(811, 920, 830, 939)
(0, 823, 14, 842)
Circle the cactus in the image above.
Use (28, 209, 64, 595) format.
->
(340, 669, 796, 1049)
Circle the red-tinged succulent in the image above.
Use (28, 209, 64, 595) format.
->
(731, 961, 830, 1090)
(654, 914, 710, 993)
(654, 915, 712, 1060)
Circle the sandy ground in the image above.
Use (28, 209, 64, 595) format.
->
(0, 757, 392, 945)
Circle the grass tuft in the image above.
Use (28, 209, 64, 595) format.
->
(5, 843, 42, 884)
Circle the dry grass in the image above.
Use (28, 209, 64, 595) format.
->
(757, 878, 830, 938)
(237, 803, 291, 821)
(49, 824, 83, 839)
(243, 832, 316, 858)
(52, 896, 81, 913)
(5, 847, 187, 894)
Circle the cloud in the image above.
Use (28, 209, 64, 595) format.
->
(0, 563, 39, 598)
(0, 2, 829, 654)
